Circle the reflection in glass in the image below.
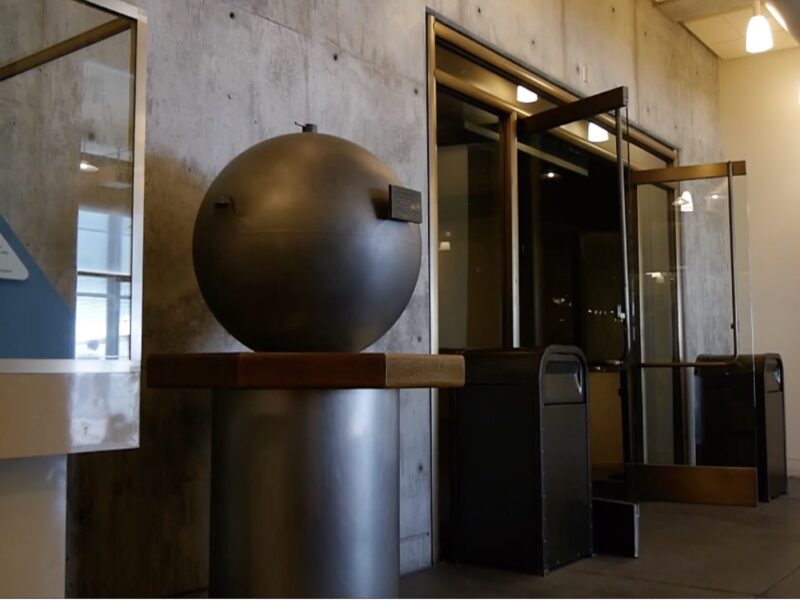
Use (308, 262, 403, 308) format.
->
(518, 129, 625, 363)
(436, 90, 505, 349)
(75, 209, 132, 359)
(0, 2, 134, 360)
(637, 184, 678, 463)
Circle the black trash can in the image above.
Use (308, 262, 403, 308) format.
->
(448, 346, 592, 575)
(696, 354, 787, 502)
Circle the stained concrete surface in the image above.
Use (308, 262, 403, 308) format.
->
(401, 478, 800, 598)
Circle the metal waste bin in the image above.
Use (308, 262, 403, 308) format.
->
(696, 354, 787, 502)
(448, 346, 592, 574)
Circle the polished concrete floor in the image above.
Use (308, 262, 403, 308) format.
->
(401, 478, 800, 598)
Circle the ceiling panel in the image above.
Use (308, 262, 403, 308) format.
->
(656, 0, 799, 59)
(684, 16, 740, 43)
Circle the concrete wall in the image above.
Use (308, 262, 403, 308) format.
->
(719, 47, 800, 475)
(1, 0, 720, 596)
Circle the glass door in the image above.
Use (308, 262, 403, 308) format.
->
(516, 87, 631, 366)
(627, 162, 759, 504)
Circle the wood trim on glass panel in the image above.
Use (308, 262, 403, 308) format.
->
(0, 18, 131, 83)
(631, 161, 746, 185)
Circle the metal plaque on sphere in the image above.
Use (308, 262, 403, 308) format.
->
(388, 185, 422, 224)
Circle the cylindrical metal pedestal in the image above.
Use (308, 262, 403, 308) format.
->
(210, 388, 399, 598)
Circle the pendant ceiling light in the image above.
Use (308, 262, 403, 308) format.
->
(746, 1, 774, 54)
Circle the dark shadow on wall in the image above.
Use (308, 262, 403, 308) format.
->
(65, 153, 226, 598)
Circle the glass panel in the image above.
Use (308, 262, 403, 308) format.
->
(0, 0, 135, 360)
(436, 89, 505, 349)
(518, 115, 629, 364)
(637, 184, 679, 463)
(77, 210, 133, 275)
(680, 177, 736, 359)
(75, 274, 131, 359)
(635, 170, 757, 466)
(0, 0, 120, 66)
(731, 176, 754, 358)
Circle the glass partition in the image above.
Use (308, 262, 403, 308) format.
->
(518, 124, 628, 362)
(632, 165, 756, 465)
(0, 0, 141, 362)
(436, 89, 507, 349)
(0, 0, 121, 66)
(517, 94, 631, 366)
(636, 183, 679, 463)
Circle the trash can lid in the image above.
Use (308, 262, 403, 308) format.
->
(442, 345, 586, 385)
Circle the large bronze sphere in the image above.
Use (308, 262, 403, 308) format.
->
(193, 132, 421, 352)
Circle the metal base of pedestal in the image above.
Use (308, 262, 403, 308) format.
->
(210, 388, 399, 598)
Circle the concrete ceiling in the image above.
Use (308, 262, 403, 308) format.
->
(654, 0, 800, 59)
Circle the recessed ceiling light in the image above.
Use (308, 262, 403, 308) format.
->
(587, 122, 610, 143)
(516, 85, 538, 104)
(79, 160, 98, 173)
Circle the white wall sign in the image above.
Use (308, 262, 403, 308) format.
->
(0, 232, 29, 281)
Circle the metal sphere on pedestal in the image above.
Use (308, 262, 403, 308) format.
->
(193, 131, 421, 352)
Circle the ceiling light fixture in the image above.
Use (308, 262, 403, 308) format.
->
(516, 85, 538, 104)
(673, 190, 695, 213)
(765, 2, 789, 31)
(541, 170, 561, 181)
(79, 160, 98, 173)
(747, 1, 774, 54)
(587, 122, 609, 143)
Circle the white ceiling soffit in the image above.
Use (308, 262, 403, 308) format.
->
(654, 0, 800, 59)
